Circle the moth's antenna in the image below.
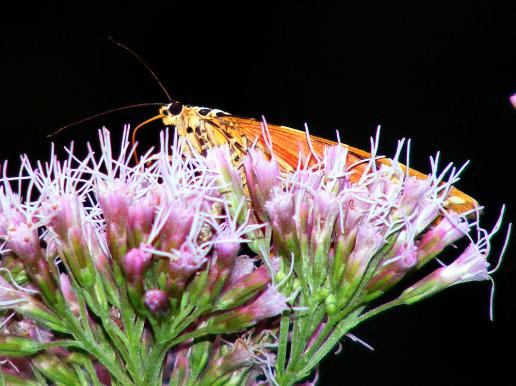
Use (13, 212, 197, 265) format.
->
(48, 102, 163, 138)
(109, 36, 172, 102)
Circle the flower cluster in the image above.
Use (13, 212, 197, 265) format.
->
(0, 126, 509, 385)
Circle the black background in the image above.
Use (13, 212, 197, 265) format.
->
(1, 2, 515, 385)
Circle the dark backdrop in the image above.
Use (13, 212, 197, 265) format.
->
(1, 2, 515, 385)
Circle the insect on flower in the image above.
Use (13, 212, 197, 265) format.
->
(130, 99, 477, 216)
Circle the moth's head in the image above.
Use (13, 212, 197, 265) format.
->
(160, 101, 209, 154)
(160, 101, 184, 127)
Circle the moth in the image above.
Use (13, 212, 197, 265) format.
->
(131, 100, 478, 214)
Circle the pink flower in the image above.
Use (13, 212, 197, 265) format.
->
(44, 194, 83, 242)
(416, 212, 471, 267)
(400, 228, 500, 306)
(215, 263, 275, 311)
(5, 222, 41, 264)
(97, 179, 132, 227)
(168, 243, 207, 278)
(157, 199, 196, 252)
(127, 191, 158, 246)
(208, 287, 288, 333)
(344, 224, 385, 286)
(244, 148, 280, 221)
(439, 243, 490, 284)
(397, 176, 432, 216)
(233, 286, 288, 321)
(510, 93, 516, 109)
(198, 339, 254, 384)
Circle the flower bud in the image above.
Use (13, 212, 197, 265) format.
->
(122, 245, 152, 309)
(44, 194, 82, 242)
(59, 273, 80, 317)
(310, 190, 339, 286)
(144, 289, 170, 317)
(97, 179, 131, 227)
(197, 339, 254, 385)
(45, 195, 96, 288)
(32, 353, 81, 385)
(227, 256, 256, 285)
(127, 191, 157, 247)
(123, 245, 152, 279)
(214, 264, 273, 311)
(0, 335, 43, 357)
(365, 237, 418, 299)
(333, 195, 371, 271)
(416, 212, 470, 267)
(207, 287, 287, 333)
(265, 188, 298, 254)
(342, 223, 385, 298)
(90, 243, 118, 305)
(3, 221, 60, 306)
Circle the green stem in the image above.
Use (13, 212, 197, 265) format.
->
(144, 321, 212, 385)
(300, 316, 336, 361)
(168, 327, 209, 347)
(286, 302, 324, 373)
(353, 298, 403, 324)
(113, 270, 146, 385)
(127, 317, 146, 384)
(143, 341, 168, 386)
(58, 308, 134, 386)
(342, 235, 398, 311)
(292, 308, 363, 383)
(73, 363, 90, 386)
(83, 359, 102, 386)
(275, 314, 290, 377)
(40, 340, 83, 350)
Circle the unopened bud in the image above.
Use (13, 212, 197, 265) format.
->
(144, 289, 170, 317)
(0, 335, 43, 357)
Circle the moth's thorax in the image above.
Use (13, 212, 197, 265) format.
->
(160, 104, 240, 156)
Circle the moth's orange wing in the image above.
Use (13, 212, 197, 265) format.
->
(307, 131, 479, 214)
(217, 115, 478, 214)
(217, 116, 366, 169)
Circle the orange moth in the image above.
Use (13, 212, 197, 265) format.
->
(131, 100, 478, 214)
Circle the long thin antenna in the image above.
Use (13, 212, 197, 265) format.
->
(48, 102, 163, 137)
(109, 36, 172, 102)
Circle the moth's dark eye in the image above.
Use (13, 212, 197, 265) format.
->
(168, 101, 183, 115)
(186, 127, 194, 134)
(199, 108, 211, 116)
